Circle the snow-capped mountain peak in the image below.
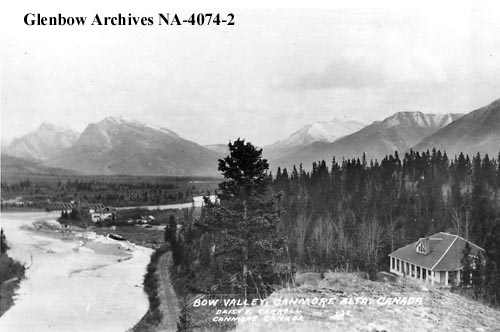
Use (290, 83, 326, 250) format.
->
(96, 116, 179, 138)
(292, 120, 365, 145)
(383, 112, 461, 129)
(264, 119, 365, 159)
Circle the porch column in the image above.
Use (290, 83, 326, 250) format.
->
(456, 270, 461, 286)
(431, 271, 435, 285)
(445, 271, 449, 286)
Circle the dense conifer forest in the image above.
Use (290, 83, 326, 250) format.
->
(170, 147, 500, 306)
(271, 149, 500, 305)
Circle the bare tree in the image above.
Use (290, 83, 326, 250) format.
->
(451, 207, 471, 239)
(360, 218, 384, 267)
(294, 213, 310, 263)
(312, 212, 335, 258)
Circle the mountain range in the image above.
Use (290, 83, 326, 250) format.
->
(414, 99, 500, 158)
(4, 123, 78, 161)
(41, 117, 222, 176)
(271, 112, 464, 170)
(1, 98, 499, 176)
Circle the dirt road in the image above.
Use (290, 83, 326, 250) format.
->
(156, 252, 180, 332)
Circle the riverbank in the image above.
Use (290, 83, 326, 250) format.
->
(131, 246, 178, 332)
(0, 228, 25, 316)
(0, 252, 25, 316)
(26, 216, 178, 331)
(94, 225, 166, 249)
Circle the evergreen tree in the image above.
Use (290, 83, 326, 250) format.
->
(165, 215, 177, 244)
(177, 303, 191, 332)
(497, 151, 500, 188)
(198, 139, 285, 299)
(461, 243, 473, 287)
(1, 229, 9, 254)
(263, 148, 499, 303)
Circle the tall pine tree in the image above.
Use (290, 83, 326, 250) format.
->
(197, 139, 285, 299)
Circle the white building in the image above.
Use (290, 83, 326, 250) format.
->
(389, 232, 484, 286)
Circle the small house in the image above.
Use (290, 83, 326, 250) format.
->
(136, 215, 156, 224)
(89, 206, 115, 222)
(388, 232, 484, 286)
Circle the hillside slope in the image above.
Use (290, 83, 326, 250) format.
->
(233, 272, 499, 332)
(1, 154, 79, 177)
(4, 123, 78, 161)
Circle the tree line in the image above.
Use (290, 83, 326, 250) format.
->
(1, 178, 215, 207)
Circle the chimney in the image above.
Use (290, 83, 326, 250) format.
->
(423, 237, 430, 255)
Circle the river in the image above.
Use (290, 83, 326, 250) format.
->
(115, 195, 217, 211)
(0, 211, 152, 332)
(0, 196, 217, 331)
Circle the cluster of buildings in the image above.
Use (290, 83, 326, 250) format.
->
(1, 196, 34, 207)
(46, 201, 158, 225)
(46, 201, 116, 222)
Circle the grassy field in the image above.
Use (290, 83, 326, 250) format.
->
(114, 208, 187, 224)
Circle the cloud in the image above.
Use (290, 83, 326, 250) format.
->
(288, 59, 388, 90)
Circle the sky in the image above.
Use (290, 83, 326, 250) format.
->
(2, 1, 500, 147)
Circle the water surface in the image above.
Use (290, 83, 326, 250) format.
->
(0, 211, 152, 332)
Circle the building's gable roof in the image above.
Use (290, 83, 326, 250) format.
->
(47, 202, 110, 211)
(433, 234, 483, 271)
(389, 232, 483, 271)
(47, 202, 76, 210)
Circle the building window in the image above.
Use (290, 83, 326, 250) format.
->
(417, 266, 421, 278)
(416, 240, 425, 254)
(422, 268, 426, 280)
(396, 259, 400, 271)
(411, 264, 415, 277)
(392, 257, 395, 270)
(470, 255, 478, 269)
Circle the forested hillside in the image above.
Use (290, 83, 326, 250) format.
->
(272, 149, 500, 304)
